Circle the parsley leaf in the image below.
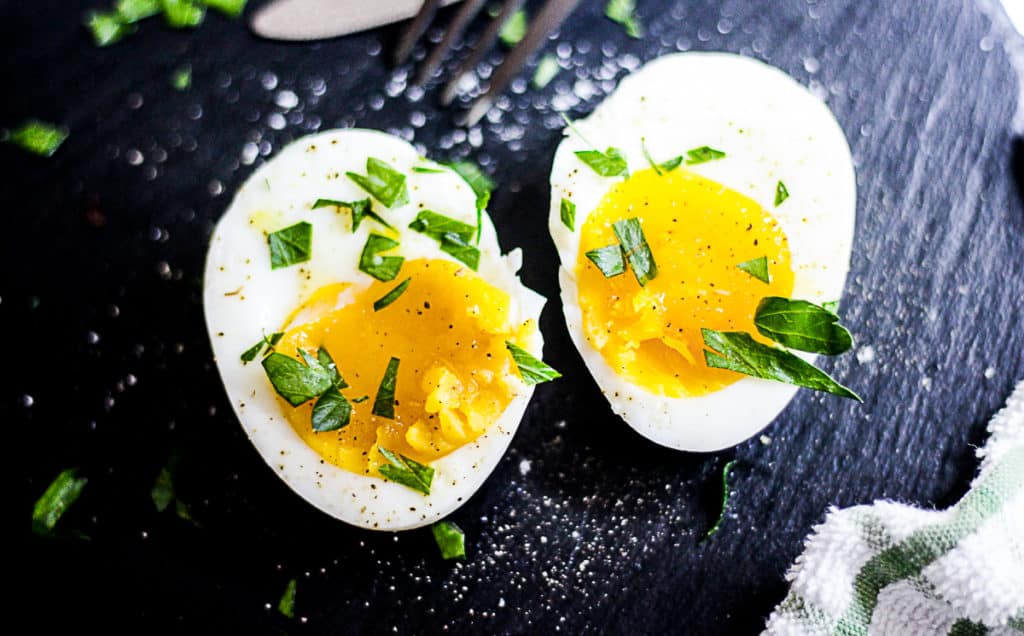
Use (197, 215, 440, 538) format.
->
(505, 341, 561, 385)
(432, 521, 466, 559)
(408, 210, 476, 243)
(315, 346, 347, 388)
(642, 142, 682, 174)
(160, 0, 206, 27)
(377, 447, 434, 495)
(346, 157, 409, 208)
(84, 10, 134, 46)
(613, 218, 657, 286)
(150, 452, 200, 525)
(498, 8, 527, 46)
(312, 387, 351, 432)
(313, 198, 394, 232)
(261, 351, 333, 406)
(443, 160, 494, 243)
(358, 234, 404, 281)
(440, 232, 481, 271)
(754, 297, 854, 355)
(267, 221, 312, 270)
(5, 120, 69, 157)
(701, 329, 861, 400)
(412, 165, 446, 174)
(775, 180, 789, 207)
(560, 198, 576, 231)
(171, 64, 192, 90)
(585, 245, 626, 278)
(685, 146, 726, 164)
(372, 357, 400, 419)
(703, 460, 737, 541)
(200, 0, 247, 18)
(278, 579, 296, 618)
(575, 147, 628, 177)
(736, 256, 770, 284)
(373, 277, 411, 311)
(605, 0, 643, 38)
(240, 331, 283, 363)
(532, 55, 561, 89)
(116, 0, 161, 22)
(32, 469, 88, 536)
(821, 300, 840, 313)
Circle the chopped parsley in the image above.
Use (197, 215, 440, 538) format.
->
(151, 453, 199, 525)
(372, 357, 400, 419)
(703, 460, 737, 540)
(560, 198, 576, 231)
(613, 217, 657, 286)
(408, 210, 475, 243)
(171, 64, 192, 91)
(775, 180, 789, 207)
(4, 120, 69, 157)
(736, 256, 770, 284)
(373, 277, 411, 311)
(277, 578, 296, 618)
(311, 388, 351, 432)
(685, 146, 726, 165)
(262, 347, 352, 431)
(377, 448, 433, 495)
(160, 0, 206, 27)
(116, 0, 161, 22)
(439, 232, 481, 271)
(641, 141, 682, 174)
(585, 245, 626, 278)
(498, 8, 527, 46)
(575, 147, 628, 177)
(32, 468, 88, 536)
(754, 297, 854, 356)
(313, 197, 394, 232)
(505, 341, 561, 385)
(85, 10, 134, 45)
(432, 521, 466, 559)
(346, 157, 409, 208)
(443, 160, 494, 243)
(702, 329, 861, 401)
(201, 0, 247, 18)
(267, 221, 312, 270)
(240, 331, 283, 363)
(605, 0, 643, 38)
(532, 55, 560, 89)
(358, 234, 404, 281)
(412, 165, 446, 174)
(821, 300, 840, 313)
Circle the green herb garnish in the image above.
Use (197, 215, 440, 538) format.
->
(200, 0, 247, 18)
(150, 453, 199, 525)
(263, 348, 351, 431)
(585, 245, 625, 278)
(408, 210, 476, 243)
(641, 142, 682, 174)
(267, 221, 312, 270)
(440, 232, 481, 271)
(277, 579, 296, 618)
(412, 165, 445, 174)
(613, 218, 657, 286)
(775, 180, 789, 207)
(821, 300, 840, 313)
(505, 341, 561, 385)
(736, 256, 770, 284)
(532, 55, 560, 89)
(377, 447, 433, 495)
(346, 157, 409, 208)
(498, 8, 527, 46)
(560, 198, 576, 231)
(575, 147, 628, 177)
(685, 146, 726, 165)
(313, 198, 394, 232)
(703, 460, 737, 540)
(358, 234, 404, 281)
(32, 469, 88, 536)
(605, 0, 643, 38)
(443, 160, 494, 243)
(160, 0, 206, 27)
(754, 297, 854, 356)
(701, 329, 861, 400)
(171, 64, 192, 91)
(4, 120, 69, 157)
(240, 331, 283, 363)
(315, 346, 347, 389)
(373, 278, 411, 312)
(432, 521, 466, 559)
(84, 10, 133, 45)
(372, 357, 400, 419)
(116, 0, 161, 22)
(312, 387, 351, 432)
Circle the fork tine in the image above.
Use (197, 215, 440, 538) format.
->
(462, 0, 582, 126)
(393, 0, 443, 67)
(439, 0, 526, 106)
(414, 0, 488, 86)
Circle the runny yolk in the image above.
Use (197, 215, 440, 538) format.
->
(275, 258, 533, 476)
(576, 167, 795, 397)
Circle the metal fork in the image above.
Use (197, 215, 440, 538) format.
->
(394, 0, 582, 127)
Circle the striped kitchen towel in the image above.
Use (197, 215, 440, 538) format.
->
(764, 381, 1024, 635)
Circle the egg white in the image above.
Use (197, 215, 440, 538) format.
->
(549, 53, 857, 452)
(205, 129, 545, 530)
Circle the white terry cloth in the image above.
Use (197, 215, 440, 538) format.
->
(764, 381, 1024, 636)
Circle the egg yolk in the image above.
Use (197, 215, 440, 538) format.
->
(576, 167, 795, 397)
(275, 258, 533, 476)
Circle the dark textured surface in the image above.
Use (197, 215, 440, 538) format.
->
(8, 0, 1023, 633)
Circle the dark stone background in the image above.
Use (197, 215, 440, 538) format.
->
(7, 0, 1022, 633)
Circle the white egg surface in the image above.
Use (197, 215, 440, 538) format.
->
(204, 129, 548, 530)
(549, 53, 857, 452)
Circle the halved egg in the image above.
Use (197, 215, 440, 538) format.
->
(204, 129, 550, 530)
(549, 53, 857, 452)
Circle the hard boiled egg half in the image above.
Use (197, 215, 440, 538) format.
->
(549, 53, 857, 452)
(204, 129, 554, 530)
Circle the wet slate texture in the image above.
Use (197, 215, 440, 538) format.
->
(7, 0, 1023, 633)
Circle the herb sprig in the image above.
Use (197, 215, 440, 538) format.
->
(347, 157, 409, 208)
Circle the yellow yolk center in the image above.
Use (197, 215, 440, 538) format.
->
(275, 258, 532, 476)
(576, 167, 795, 397)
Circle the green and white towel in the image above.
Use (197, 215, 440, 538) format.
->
(765, 381, 1024, 635)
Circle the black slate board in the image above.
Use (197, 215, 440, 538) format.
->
(8, 0, 1023, 633)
